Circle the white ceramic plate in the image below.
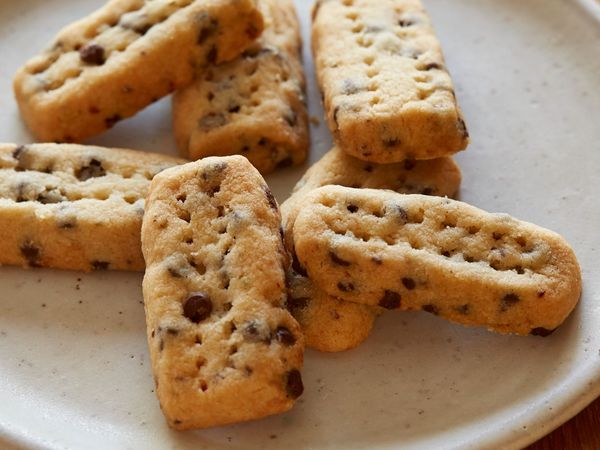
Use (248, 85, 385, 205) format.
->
(1, 1, 599, 449)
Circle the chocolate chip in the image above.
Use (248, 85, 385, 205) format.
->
(329, 251, 351, 266)
(457, 118, 469, 139)
(198, 17, 218, 44)
(379, 290, 401, 309)
(12, 145, 26, 162)
(383, 137, 400, 147)
(537, 291, 546, 298)
(79, 44, 105, 65)
(285, 369, 304, 399)
(500, 293, 520, 312)
(105, 114, 122, 129)
(422, 304, 439, 315)
(398, 18, 414, 27)
(91, 260, 109, 270)
(424, 62, 442, 71)
(275, 326, 296, 346)
(395, 206, 409, 224)
(287, 295, 309, 311)
(166, 327, 179, 336)
(20, 241, 41, 267)
(206, 45, 218, 64)
(183, 293, 213, 323)
(58, 218, 76, 229)
(258, 137, 269, 146)
(76, 158, 106, 181)
(531, 327, 555, 337)
(371, 256, 383, 265)
(263, 185, 278, 211)
(347, 204, 359, 213)
(242, 321, 270, 343)
(276, 156, 294, 169)
(198, 113, 226, 130)
(401, 277, 416, 290)
(421, 187, 434, 195)
(337, 281, 354, 292)
(454, 304, 471, 315)
(228, 105, 240, 113)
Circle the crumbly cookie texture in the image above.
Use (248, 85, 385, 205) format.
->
(173, 0, 308, 174)
(141, 155, 304, 430)
(0, 143, 184, 272)
(14, 0, 264, 143)
(281, 146, 461, 253)
(293, 186, 582, 336)
(312, 0, 469, 163)
(287, 269, 381, 352)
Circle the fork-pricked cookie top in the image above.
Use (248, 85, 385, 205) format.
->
(312, 0, 468, 162)
(14, 0, 264, 143)
(173, 0, 308, 174)
(142, 155, 304, 430)
(0, 143, 184, 271)
(293, 186, 581, 336)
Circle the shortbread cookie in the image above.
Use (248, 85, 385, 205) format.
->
(312, 0, 469, 163)
(293, 186, 582, 336)
(173, 0, 308, 174)
(281, 146, 461, 252)
(0, 143, 184, 271)
(14, 0, 264, 143)
(287, 269, 381, 352)
(141, 155, 304, 430)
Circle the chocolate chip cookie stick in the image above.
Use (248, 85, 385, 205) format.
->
(142, 155, 304, 430)
(0, 143, 184, 272)
(14, 0, 264, 142)
(293, 186, 581, 336)
(312, 0, 469, 163)
(173, 0, 308, 174)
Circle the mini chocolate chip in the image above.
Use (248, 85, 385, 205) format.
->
(242, 321, 270, 343)
(537, 291, 546, 298)
(58, 218, 76, 229)
(275, 326, 296, 346)
(92, 260, 109, 270)
(364, 164, 373, 173)
(76, 158, 106, 181)
(206, 45, 218, 64)
(395, 206, 409, 224)
(454, 304, 471, 315)
(500, 293, 520, 312)
(276, 156, 294, 169)
(531, 327, 555, 337)
(329, 251, 351, 266)
(421, 187, 434, 195)
(105, 114, 122, 128)
(183, 293, 213, 323)
(166, 327, 179, 336)
(263, 185, 278, 210)
(337, 281, 354, 292)
(12, 145, 26, 162)
(20, 241, 41, 267)
(441, 251, 451, 257)
(457, 118, 469, 139)
(198, 17, 218, 44)
(398, 18, 414, 27)
(383, 137, 400, 147)
(228, 105, 240, 114)
(285, 369, 304, 399)
(402, 277, 416, 290)
(371, 256, 383, 265)
(79, 44, 105, 65)
(424, 62, 442, 71)
(258, 137, 269, 146)
(379, 290, 401, 309)
(422, 304, 439, 315)
(347, 204, 359, 213)
(198, 113, 226, 130)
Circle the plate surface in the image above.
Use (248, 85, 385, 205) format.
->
(1, 1, 599, 449)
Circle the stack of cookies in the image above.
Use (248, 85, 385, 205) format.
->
(1, 0, 581, 432)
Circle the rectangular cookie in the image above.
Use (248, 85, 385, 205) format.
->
(312, 0, 469, 162)
(0, 143, 184, 271)
(14, 0, 264, 143)
(292, 186, 581, 336)
(141, 155, 304, 429)
(280, 146, 461, 351)
(172, 0, 308, 174)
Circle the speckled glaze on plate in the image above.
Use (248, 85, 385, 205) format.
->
(0, 1, 599, 449)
